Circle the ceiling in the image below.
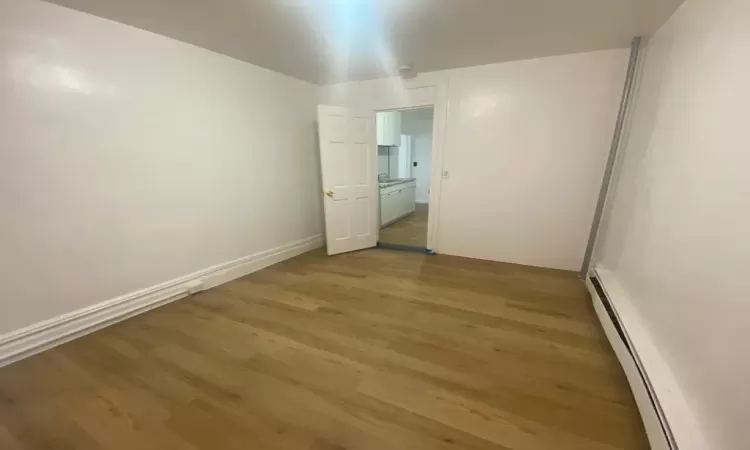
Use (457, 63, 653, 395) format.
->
(45, 0, 684, 85)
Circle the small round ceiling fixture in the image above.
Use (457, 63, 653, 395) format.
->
(399, 64, 417, 79)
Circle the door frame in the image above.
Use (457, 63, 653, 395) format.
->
(371, 81, 448, 253)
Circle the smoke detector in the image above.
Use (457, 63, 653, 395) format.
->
(399, 64, 417, 79)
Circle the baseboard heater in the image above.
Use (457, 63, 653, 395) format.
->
(586, 272, 678, 450)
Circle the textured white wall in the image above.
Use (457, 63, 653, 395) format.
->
(0, 0, 322, 335)
(322, 49, 628, 270)
(595, 0, 750, 448)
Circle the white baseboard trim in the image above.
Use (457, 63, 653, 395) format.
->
(586, 267, 708, 450)
(0, 234, 323, 368)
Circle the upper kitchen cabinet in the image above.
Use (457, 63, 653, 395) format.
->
(376, 111, 402, 146)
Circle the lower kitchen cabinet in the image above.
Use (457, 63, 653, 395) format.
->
(380, 181, 417, 227)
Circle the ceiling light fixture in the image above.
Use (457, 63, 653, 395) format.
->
(399, 64, 417, 79)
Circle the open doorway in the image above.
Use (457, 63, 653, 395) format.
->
(376, 107, 433, 251)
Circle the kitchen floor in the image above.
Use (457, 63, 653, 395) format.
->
(0, 249, 648, 449)
(379, 203, 429, 248)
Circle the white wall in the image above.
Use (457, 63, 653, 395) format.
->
(401, 111, 433, 204)
(0, 0, 322, 336)
(321, 49, 628, 270)
(595, 0, 750, 448)
(412, 135, 432, 204)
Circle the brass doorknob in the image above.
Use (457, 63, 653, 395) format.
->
(325, 190, 334, 198)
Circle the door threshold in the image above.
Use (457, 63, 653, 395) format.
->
(377, 242, 434, 254)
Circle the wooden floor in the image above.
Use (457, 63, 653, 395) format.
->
(0, 249, 648, 450)
(379, 203, 429, 248)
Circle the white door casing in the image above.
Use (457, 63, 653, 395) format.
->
(317, 105, 378, 255)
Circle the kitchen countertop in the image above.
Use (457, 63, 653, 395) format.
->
(379, 178, 416, 189)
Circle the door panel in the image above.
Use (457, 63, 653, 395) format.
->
(353, 142, 369, 186)
(353, 198, 372, 237)
(318, 105, 378, 255)
(328, 142, 348, 187)
(327, 200, 349, 241)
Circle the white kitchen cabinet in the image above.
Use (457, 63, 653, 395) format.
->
(376, 111, 402, 147)
(389, 191, 400, 225)
(396, 191, 404, 220)
(385, 191, 394, 221)
(397, 187, 408, 216)
(379, 180, 417, 227)
(381, 192, 395, 225)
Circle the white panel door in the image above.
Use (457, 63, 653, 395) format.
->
(317, 105, 378, 255)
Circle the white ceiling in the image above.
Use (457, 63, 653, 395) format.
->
(45, 0, 684, 85)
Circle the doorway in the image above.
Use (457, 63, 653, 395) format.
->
(376, 107, 434, 251)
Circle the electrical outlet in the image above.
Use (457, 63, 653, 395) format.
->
(442, 170, 450, 179)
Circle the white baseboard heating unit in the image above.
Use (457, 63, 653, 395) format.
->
(585, 270, 676, 450)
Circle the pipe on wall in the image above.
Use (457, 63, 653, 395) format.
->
(580, 36, 643, 278)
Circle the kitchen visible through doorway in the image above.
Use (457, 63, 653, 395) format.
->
(376, 107, 433, 251)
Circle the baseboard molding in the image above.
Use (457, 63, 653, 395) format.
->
(586, 268, 709, 450)
(0, 234, 324, 368)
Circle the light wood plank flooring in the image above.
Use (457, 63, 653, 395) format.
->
(379, 203, 429, 248)
(0, 249, 648, 450)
